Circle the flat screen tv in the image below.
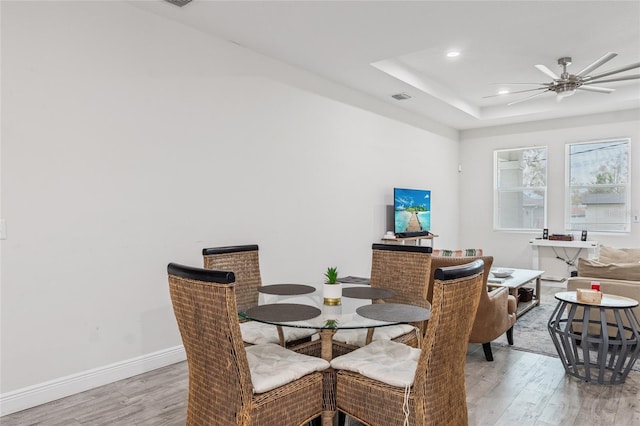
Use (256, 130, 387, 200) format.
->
(394, 188, 431, 237)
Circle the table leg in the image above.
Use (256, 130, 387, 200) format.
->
(534, 277, 541, 307)
(319, 329, 336, 361)
(581, 305, 592, 382)
(276, 325, 285, 346)
(365, 328, 375, 345)
(531, 244, 540, 270)
(514, 277, 542, 317)
(318, 329, 337, 426)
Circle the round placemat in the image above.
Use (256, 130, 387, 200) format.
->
(244, 303, 321, 322)
(342, 287, 396, 300)
(356, 303, 430, 322)
(258, 284, 316, 295)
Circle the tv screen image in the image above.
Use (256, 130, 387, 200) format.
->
(394, 188, 431, 234)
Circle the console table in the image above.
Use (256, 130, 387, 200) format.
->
(529, 239, 598, 279)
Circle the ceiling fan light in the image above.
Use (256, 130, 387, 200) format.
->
(556, 89, 576, 101)
(555, 80, 578, 100)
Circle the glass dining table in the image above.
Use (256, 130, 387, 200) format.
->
(239, 283, 431, 426)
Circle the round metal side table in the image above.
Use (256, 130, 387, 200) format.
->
(547, 291, 640, 384)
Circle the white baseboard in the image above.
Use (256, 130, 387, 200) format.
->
(0, 345, 186, 417)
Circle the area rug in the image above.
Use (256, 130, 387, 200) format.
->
(493, 284, 562, 358)
(493, 284, 640, 372)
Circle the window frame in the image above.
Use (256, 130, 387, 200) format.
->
(493, 146, 548, 232)
(565, 138, 631, 234)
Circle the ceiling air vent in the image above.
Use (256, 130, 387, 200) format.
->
(165, 0, 193, 7)
(391, 93, 411, 101)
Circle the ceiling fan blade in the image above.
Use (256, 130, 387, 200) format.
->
(535, 64, 560, 80)
(583, 62, 640, 82)
(482, 87, 548, 99)
(507, 89, 551, 106)
(577, 85, 615, 93)
(575, 52, 617, 77)
(582, 74, 640, 84)
(491, 83, 549, 85)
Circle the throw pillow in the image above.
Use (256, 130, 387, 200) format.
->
(599, 245, 640, 264)
(432, 248, 483, 257)
(577, 258, 640, 281)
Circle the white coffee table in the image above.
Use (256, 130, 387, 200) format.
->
(487, 268, 545, 317)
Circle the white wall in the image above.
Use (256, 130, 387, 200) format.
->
(459, 109, 640, 274)
(0, 0, 460, 401)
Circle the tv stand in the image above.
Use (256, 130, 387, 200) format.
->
(381, 233, 438, 247)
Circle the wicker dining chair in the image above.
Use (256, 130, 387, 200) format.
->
(168, 263, 327, 426)
(331, 259, 485, 426)
(332, 244, 432, 354)
(428, 254, 516, 361)
(202, 245, 262, 314)
(202, 244, 317, 350)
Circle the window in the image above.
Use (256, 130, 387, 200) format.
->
(566, 138, 630, 233)
(494, 147, 547, 231)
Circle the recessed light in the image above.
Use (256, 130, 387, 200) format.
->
(391, 93, 412, 100)
(164, 0, 193, 6)
(498, 89, 510, 95)
(446, 51, 460, 58)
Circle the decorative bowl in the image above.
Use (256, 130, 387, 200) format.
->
(492, 268, 515, 278)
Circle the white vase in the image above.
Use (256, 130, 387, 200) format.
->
(323, 282, 342, 305)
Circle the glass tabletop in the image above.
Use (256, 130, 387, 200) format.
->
(240, 303, 411, 330)
(357, 303, 430, 322)
(240, 285, 430, 330)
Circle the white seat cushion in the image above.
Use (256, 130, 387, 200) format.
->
(330, 339, 420, 387)
(240, 321, 317, 345)
(246, 343, 330, 393)
(332, 324, 417, 347)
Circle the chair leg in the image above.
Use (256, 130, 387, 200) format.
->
(507, 326, 514, 345)
(482, 342, 494, 361)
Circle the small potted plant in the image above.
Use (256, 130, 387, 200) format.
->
(323, 266, 342, 306)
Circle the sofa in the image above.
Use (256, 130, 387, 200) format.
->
(567, 245, 640, 303)
(566, 245, 640, 330)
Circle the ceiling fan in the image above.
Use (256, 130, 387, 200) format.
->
(485, 53, 640, 105)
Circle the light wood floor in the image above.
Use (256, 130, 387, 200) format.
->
(2, 343, 638, 426)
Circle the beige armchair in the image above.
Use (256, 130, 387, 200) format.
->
(428, 255, 517, 361)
